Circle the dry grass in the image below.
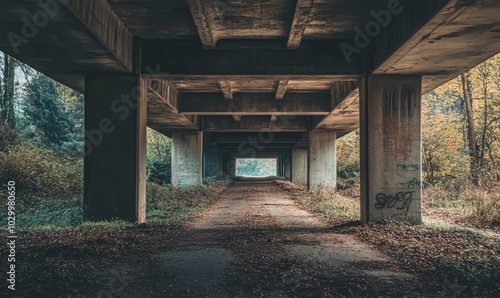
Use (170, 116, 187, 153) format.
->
(423, 185, 500, 230)
(274, 179, 359, 221)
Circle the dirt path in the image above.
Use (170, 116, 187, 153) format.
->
(86, 181, 439, 297)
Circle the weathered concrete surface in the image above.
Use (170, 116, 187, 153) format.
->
(372, 0, 500, 93)
(203, 146, 221, 178)
(63, 0, 133, 71)
(292, 148, 307, 185)
(172, 132, 203, 186)
(180, 92, 331, 116)
(84, 74, 146, 223)
(308, 131, 337, 190)
(360, 75, 422, 224)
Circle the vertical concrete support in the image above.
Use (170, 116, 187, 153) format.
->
(203, 147, 221, 178)
(360, 75, 422, 224)
(172, 132, 203, 186)
(284, 151, 292, 180)
(292, 148, 308, 185)
(308, 131, 337, 190)
(84, 74, 146, 223)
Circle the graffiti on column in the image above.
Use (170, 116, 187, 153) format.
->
(371, 122, 418, 162)
(374, 191, 415, 212)
(401, 178, 421, 189)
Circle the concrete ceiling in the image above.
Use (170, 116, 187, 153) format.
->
(0, 0, 499, 145)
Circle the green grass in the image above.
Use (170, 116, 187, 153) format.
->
(146, 180, 230, 224)
(430, 257, 500, 291)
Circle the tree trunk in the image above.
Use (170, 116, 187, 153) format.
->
(1, 54, 16, 128)
(461, 73, 478, 185)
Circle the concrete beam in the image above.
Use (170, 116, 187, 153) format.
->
(275, 81, 289, 100)
(315, 81, 360, 133)
(0, 0, 132, 92)
(287, 0, 315, 49)
(141, 40, 362, 76)
(146, 81, 198, 134)
(372, 0, 500, 92)
(180, 93, 331, 115)
(63, 0, 133, 71)
(202, 116, 309, 132)
(84, 74, 146, 223)
(172, 132, 203, 186)
(210, 132, 306, 144)
(186, 0, 216, 48)
(219, 81, 233, 100)
(360, 75, 422, 224)
(308, 131, 336, 190)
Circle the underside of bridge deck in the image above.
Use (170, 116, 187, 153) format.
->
(1, 0, 498, 223)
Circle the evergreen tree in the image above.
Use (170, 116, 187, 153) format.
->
(23, 74, 71, 148)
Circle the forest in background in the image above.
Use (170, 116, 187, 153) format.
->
(0, 51, 499, 228)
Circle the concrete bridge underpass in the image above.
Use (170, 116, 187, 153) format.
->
(1, 0, 498, 224)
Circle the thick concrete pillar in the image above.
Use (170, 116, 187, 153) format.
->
(203, 147, 221, 178)
(292, 148, 308, 185)
(172, 132, 203, 186)
(84, 74, 146, 223)
(284, 151, 292, 180)
(308, 131, 337, 190)
(360, 75, 422, 224)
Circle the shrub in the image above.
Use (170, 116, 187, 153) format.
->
(0, 142, 83, 207)
(0, 124, 19, 150)
(423, 184, 500, 228)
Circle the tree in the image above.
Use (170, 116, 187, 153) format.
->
(146, 128, 172, 185)
(0, 53, 17, 128)
(461, 72, 479, 185)
(430, 53, 500, 186)
(23, 73, 72, 147)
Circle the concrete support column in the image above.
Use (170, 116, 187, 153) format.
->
(84, 74, 146, 223)
(284, 151, 292, 180)
(360, 75, 422, 224)
(308, 131, 337, 190)
(292, 148, 308, 185)
(203, 147, 221, 179)
(172, 132, 203, 186)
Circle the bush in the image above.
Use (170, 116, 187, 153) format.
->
(0, 124, 19, 150)
(147, 159, 171, 185)
(0, 141, 83, 207)
(423, 184, 500, 228)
